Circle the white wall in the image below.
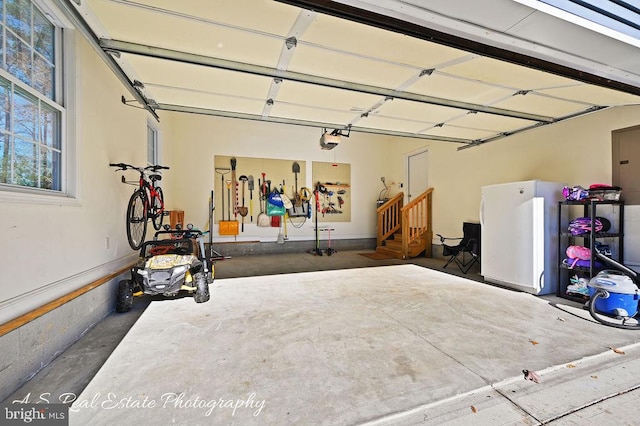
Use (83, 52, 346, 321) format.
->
(0, 34, 156, 322)
(160, 113, 396, 242)
(383, 105, 640, 265)
(159, 104, 640, 263)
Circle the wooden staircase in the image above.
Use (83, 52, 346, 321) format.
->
(375, 188, 433, 259)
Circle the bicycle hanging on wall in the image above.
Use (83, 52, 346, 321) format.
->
(110, 163, 170, 250)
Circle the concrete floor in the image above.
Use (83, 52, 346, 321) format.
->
(4, 250, 640, 425)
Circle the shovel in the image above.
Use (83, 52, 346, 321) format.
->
(292, 161, 302, 207)
(230, 157, 237, 218)
(257, 172, 270, 227)
(218, 179, 239, 236)
(238, 175, 249, 231)
(248, 175, 254, 222)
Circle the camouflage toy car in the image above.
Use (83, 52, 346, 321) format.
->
(116, 224, 213, 312)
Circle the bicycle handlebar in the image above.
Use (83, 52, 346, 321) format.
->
(146, 165, 170, 172)
(110, 163, 170, 173)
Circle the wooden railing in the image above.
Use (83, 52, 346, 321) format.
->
(376, 192, 403, 247)
(401, 188, 433, 257)
(376, 188, 433, 258)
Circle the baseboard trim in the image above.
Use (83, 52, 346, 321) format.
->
(0, 262, 134, 338)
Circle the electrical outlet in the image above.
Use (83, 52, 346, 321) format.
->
(105, 237, 110, 249)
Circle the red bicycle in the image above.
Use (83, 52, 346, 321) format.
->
(110, 163, 169, 250)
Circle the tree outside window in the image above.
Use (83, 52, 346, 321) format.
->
(0, 0, 61, 191)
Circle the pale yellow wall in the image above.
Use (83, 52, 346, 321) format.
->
(424, 106, 640, 238)
(157, 105, 640, 263)
(0, 33, 154, 321)
(386, 105, 640, 264)
(159, 113, 395, 241)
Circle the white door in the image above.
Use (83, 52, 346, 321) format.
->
(407, 149, 428, 201)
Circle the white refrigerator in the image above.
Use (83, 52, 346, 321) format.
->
(480, 180, 565, 295)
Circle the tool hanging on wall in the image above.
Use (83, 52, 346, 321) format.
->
(219, 179, 239, 236)
(257, 172, 270, 227)
(230, 157, 238, 218)
(226, 180, 232, 221)
(248, 175, 254, 222)
(292, 162, 301, 207)
(284, 212, 288, 240)
(289, 186, 311, 218)
(215, 167, 230, 223)
(238, 175, 249, 231)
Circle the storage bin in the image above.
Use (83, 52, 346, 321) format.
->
(588, 188, 621, 201)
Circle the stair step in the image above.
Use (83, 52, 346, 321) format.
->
(376, 246, 405, 259)
(385, 240, 402, 250)
(377, 234, 428, 259)
(388, 236, 425, 247)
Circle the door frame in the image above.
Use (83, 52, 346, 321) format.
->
(405, 146, 429, 203)
(612, 124, 640, 205)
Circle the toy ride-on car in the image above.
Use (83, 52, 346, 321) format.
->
(116, 224, 214, 313)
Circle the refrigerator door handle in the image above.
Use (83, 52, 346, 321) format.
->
(538, 270, 544, 292)
(479, 196, 485, 227)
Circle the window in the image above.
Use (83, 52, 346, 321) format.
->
(147, 121, 158, 166)
(516, 0, 640, 47)
(0, 0, 65, 193)
(540, 0, 640, 38)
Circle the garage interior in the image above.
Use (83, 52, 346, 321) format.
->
(2, 0, 640, 424)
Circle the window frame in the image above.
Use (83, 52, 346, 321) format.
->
(515, 0, 640, 48)
(147, 118, 159, 166)
(0, 0, 76, 205)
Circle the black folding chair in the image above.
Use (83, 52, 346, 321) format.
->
(436, 222, 481, 274)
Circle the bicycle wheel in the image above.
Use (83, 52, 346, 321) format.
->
(151, 186, 165, 230)
(126, 189, 147, 250)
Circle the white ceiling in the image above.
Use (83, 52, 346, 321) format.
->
(68, 0, 640, 148)
(335, 0, 640, 88)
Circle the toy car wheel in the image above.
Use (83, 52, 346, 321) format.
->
(194, 272, 210, 303)
(116, 279, 134, 313)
